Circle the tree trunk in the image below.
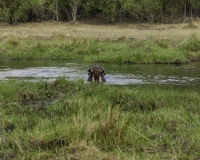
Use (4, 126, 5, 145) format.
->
(160, 2, 163, 20)
(183, 0, 186, 23)
(70, 1, 78, 22)
(109, 13, 112, 23)
(55, 0, 59, 21)
(172, 11, 174, 23)
(9, 9, 14, 24)
(190, 2, 193, 24)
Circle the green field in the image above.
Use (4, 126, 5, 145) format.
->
(0, 79, 200, 159)
(0, 22, 200, 159)
(0, 22, 200, 64)
(0, 35, 200, 64)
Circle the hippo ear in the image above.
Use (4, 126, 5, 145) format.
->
(97, 69, 103, 73)
(90, 69, 93, 73)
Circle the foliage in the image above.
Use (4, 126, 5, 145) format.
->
(0, 0, 200, 23)
(0, 0, 34, 24)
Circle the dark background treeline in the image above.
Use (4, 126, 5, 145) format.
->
(0, 0, 199, 24)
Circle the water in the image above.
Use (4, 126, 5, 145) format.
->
(0, 60, 200, 90)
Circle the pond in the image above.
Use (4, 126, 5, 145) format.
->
(0, 60, 200, 90)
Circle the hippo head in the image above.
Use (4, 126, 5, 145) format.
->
(87, 65, 106, 82)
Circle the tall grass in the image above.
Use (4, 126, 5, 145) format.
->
(181, 33, 200, 52)
(0, 79, 200, 159)
(0, 35, 199, 63)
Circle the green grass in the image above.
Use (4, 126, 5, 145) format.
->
(0, 36, 200, 63)
(0, 78, 200, 159)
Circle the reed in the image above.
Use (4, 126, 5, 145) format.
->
(0, 36, 199, 63)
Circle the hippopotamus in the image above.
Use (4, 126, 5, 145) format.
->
(87, 65, 106, 82)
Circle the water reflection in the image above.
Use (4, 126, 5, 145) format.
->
(0, 60, 200, 88)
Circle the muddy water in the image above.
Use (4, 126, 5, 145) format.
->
(0, 60, 200, 90)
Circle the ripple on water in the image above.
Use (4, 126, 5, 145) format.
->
(0, 61, 199, 88)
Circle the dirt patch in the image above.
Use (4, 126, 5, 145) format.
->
(0, 22, 199, 40)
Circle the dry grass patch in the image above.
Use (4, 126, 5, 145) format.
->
(182, 23, 198, 29)
(51, 142, 120, 160)
(0, 22, 199, 40)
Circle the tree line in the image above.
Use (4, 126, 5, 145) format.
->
(0, 0, 199, 24)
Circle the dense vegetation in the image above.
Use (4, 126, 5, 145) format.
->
(0, 0, 200, 24)
(0, 78, 200, 159)
(0, 34, 200, 64)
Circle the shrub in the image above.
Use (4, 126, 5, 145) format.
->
(181, 33, 200, 52)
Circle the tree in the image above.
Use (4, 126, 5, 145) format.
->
(0, 0, 23, 24)
(54, 0, 59, 21)
(121, 0, 162, 22)
(193, 0, 200, 18)
(121, 0, 142, 20)
(99, 0, 119, 23)
(0, 0, 47, 23)
(188, 0, 200, 23)
(70, 0, 78, 22)
(82, 0, 119, 23)
(0, 0, 200, 23)
(57, 0, 82, 22)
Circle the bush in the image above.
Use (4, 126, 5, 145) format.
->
(181, 33, 200, 52)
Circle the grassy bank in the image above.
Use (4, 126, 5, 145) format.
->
(0, 33, 200, 64)
(0, 78, 200, 159)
